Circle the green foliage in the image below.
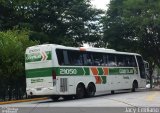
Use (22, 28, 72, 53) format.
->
(0, 0, 103, 46)
(103, 0, 160, 66)
(0, 30, 39, 100)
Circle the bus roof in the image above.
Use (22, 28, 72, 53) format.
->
(26, 44, 141, 56)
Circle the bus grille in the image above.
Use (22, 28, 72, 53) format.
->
(60, 78, 68, 92)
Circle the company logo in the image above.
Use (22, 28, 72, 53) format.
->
(119, 68, 134, 74)
(25, 51, 51, 62)
(1, 107, 18, 113)
(31, 78, 44, 83)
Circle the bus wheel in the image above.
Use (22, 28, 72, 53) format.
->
(132, 81, 138, 92)
(86, 83, 96, 97)
(76, 84, 85, 99)
(50, 96, 60, 101)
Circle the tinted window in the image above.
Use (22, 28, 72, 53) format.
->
(68, 50, 83, 66)
(83, 52, 93, 66)
(56, 49, 137, 68)
(136, 56, 145, 79)
(108, 54, 117, 66)
(103, 54, 108, 66)
(124, 55, 137, 67)
(92, 52, 104, 66)
(56, 49, 65, 65)
(56, 49, 84, 66)
(116, 55, 125, 67)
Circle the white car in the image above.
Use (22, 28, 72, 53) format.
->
(146, 84, 150, 88)
(146, 84, 155, 88)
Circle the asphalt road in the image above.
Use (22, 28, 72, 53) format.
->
(0, 89, 160, 113)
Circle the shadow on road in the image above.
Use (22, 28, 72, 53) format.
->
(37, 88, 152, 104)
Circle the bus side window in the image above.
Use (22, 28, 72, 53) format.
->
(130, 56, 137, 67)
(74, 55, 83, 66)
(136, 56, 145, 79)
(103, 54, 108, 66)
(108, 54, 117, 67)
(63, 50, 69, 65)
(124, 55, 137, 67)
(56, 49, 65, 65)
(116, 55, 125, 67)
(83, 52, 93, 66)
(67, 50, 83, 66)
(92, 52, 104, 66)
(73, 52, 83, 66)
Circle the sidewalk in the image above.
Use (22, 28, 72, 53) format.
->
(0, 97, 48, 105)
(152, 85, 160, 90)
(146, 85, 160, 91)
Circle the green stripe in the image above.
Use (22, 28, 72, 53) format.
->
(54, 67, 90, 76)
(101, 76, 106, 84)
(26, 68, 52, 78)
(26, 67, 136, 78)
(97, 68, 104, 75)
(84, 68, 90, 75)
(26, 67, 90, 78)
(109, 68, 119, 75)
(109, 68, 135, 75)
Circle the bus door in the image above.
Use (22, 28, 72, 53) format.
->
(136, 56, 146, 87)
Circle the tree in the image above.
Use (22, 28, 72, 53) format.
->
(103, 0, 160, 67)
(102, 0, 160, 88)
(0, 0, 103, 46)
(0, 29, 39, 100)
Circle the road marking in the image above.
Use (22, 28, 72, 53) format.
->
(146, 92, 158, 101)
(108, 98, 137, 107)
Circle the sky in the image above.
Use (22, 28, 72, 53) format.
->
(91, 0, 110, 10)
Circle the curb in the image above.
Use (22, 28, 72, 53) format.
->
(0, 97, 48, 105)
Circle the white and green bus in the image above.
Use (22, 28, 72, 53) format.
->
(25, 44, 146, 101)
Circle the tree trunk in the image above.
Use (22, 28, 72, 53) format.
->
(149, 63, 155, 89)
(8, 86, 13, 101)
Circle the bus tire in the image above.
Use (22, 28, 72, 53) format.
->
(86, 83, 96, 97)
(75, 83, 85, 99)
(50, 96, 60, 101)
(132, 81, 138, 92)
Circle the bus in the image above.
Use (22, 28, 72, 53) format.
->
(25, 44, 146, 101)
